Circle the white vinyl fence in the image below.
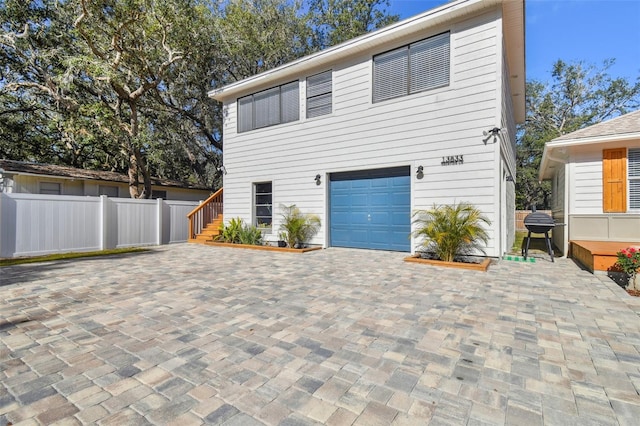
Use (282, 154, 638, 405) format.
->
(0, 193, 199, 258)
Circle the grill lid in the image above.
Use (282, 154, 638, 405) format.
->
(523, 212, 555, 226)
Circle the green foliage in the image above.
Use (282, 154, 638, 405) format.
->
(217, 217, 244, 243)
(278, 204, 321, 248)
(215, 0, 314, 81)
(0, 0, 223, 193)
(238, 225, 263, 245)
(412, 203, 490, 263)
(516, 59, 640, 209)
(616, 247, 640, 278)
(217, 217, 262, 245)
(308, 0, 399, 48)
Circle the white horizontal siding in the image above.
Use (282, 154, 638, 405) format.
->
(570, 149, 603, 214)
(221, 11, 504, 255)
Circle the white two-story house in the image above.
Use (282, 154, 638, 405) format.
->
(208, 0, 524, 256)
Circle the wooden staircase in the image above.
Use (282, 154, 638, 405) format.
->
(187, 188, 223, 243)
(192, 215, 224, 243)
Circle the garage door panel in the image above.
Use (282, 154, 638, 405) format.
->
(330, 166, 410, 252)
(370, 212, 390, 224)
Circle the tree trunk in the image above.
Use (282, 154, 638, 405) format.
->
(137, 149, 152, 199)
(128, 151, 141, 198)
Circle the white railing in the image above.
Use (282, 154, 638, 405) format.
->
(0, 193, 199, 258)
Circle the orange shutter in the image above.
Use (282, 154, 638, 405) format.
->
(603, 148, 627, 213)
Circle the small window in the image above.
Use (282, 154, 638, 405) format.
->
(98, 185, 119, 197)
(238, 81, 299, 133)
(629, 148, 640, 209)
(40, 182, 61, 195)
(307, 70, 332, 118)
(151, 190, 167, 199)
(373, 32, 450, 103)
(254, 182, 272, 227)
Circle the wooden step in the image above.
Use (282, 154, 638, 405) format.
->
(570, 240, 638, 273)
(191, 214, 224, 244)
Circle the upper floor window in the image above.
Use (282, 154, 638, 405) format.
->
(307, 70, 332, 118)
(373, 32, 450, 103)
(238, 81, 299, 133)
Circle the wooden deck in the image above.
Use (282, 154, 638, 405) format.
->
(570, 240, 640, 273)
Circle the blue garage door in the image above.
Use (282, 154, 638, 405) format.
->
(330, 167, 411, 251)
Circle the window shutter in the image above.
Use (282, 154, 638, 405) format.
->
(237, 96, 253, 133)
(280, 81, 299, 123)
(603, 148, 627, 212)
(307, 71, 332, 118)
(409, 32, 450, 93)
(373, 47, 408, 103)
(629, 149, 640, 209)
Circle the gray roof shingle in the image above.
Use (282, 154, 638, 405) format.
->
(552, 109, 640, 142)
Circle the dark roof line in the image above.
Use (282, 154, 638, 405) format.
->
(0, 159, 211, 191)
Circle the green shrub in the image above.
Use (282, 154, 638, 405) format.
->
(412, 202, 490, 262)
(217, 217, 262, 245)
(279, 204, 321, 248)
(217, 217, 244, 243)
(238, 224, 263, 245)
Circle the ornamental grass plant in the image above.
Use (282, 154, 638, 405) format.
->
(412, 202, 490, 262)
(279, 204, 321, 248)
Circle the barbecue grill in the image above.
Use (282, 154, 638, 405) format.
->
(521, 210, 559, 262)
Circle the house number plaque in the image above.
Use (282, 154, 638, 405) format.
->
(441, 155, 464, 166)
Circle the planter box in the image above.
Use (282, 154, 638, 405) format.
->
(204, 241, 322, 253)
(404, 254, 491, 271)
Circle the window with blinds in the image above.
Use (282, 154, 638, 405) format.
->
(373, 32, 450, 103)
(630, 148, 640, 209)
(307, 70, 332, 118)
(237, 81, 299, 133)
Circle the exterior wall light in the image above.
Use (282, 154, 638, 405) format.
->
(483, 127, 502, 144)
(315, 174, 321, 185)
(416, 165, 424, 179)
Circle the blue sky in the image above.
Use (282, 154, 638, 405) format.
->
(388, 0, 640, 82)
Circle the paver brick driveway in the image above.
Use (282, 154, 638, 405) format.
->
(1, 244, 640, 425)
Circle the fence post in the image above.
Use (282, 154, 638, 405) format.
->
(100, 195, 107, 250)
(157, 198, 163, 246)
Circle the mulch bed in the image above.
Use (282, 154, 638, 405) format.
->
(627, 289, 640, 297)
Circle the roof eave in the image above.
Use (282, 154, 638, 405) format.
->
(539, 132, 640, 180)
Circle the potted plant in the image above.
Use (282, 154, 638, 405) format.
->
(615, 247, 640, 291)
(279, 204, 321, 249)
(409, 202, 491, 269)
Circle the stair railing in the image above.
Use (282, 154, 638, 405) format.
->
(187, 188, 223, 241)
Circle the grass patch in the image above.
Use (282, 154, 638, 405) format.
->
(511, 230, 557, 256)
(512, 231, 527, 253)
(0, 247, 149, 267)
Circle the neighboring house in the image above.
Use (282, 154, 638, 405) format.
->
(539, 109, 640, 257)
(0, 159, 212, 201)
(209, 0, 525, 256)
